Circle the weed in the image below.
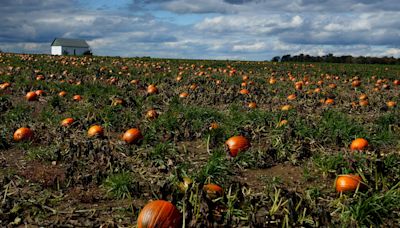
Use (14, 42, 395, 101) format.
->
(103, 171, 138, 199)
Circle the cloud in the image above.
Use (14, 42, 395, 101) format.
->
(0, 0, 399, 60)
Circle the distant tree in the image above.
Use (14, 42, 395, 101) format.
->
(281, 54, 291, 62)
(271, 56, 281, 62)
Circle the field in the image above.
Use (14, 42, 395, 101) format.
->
(0, 53, 399, 227)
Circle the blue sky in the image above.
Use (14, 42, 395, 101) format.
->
(1, 0, 399, 60)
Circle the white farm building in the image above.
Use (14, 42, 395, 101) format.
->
(51, 38, 90, 55)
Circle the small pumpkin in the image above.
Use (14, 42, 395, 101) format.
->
(0, 82, 11, 90)
(239, 88, 249, 95)
(203, 183, 223, 199)
(35, 90, 45, 96)
(26, 91, 38, 101)
(277, 119, 288, 127)
(73, 95, 82, 101)
(350, 138, 368, 151)
(359, 100, 369, 107)
(248, 102, 257, 109)
(179, 92, 189, 98)
(281, 104, 292, 111)
(335, 174, 363, 192)
(58, 91, 67, 97)
(287, 94, 296, 100)
(209, 122, 219, 130)
(13, 127, 33, 141)
(137, 200, 182, 228)
(325, 98, 335, 105)
(122, 128, 142, 144)
(61, 118, 74, 127)
(387, 101, 396, 108)
(146, 109, 159, 120)
(147, 84, 158, 94)
(88, 125, 104, 137)
(351, 80, 361, 87)
(225, 136, 250, 157)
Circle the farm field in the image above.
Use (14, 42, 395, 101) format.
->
(0, 53, 400, 227)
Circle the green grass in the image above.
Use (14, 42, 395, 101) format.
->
(102, 171, 139, 199)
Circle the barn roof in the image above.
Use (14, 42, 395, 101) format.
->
(51, 38, 89, 48)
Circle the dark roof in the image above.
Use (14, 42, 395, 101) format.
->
(51, 38, 89, 48)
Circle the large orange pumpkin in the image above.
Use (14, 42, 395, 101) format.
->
(88, 125, 104, 137)
(335, 174, 363, 192)
(350, 138, 368, 151)
(225, 136, 250, 157)
(122, 128, 142, 144)
(137, 200, 182, 228)
(13, 127, 33, 141)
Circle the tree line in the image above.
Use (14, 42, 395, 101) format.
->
(271, 53, 400, 64)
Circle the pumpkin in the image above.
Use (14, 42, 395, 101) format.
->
(269, 77, 277, 84)
(358, 94, 368, 100)
(351, 80, 361, 87)
(73, 95, 82, 101)
(58, 91, 67, 97)
(203, 183, 223, 199)
(281, 105, 292, 111)
(147, 84, 158, 94)
(35, 90, 45, 96)
(248, 102, 257, 109)
(88, 125, 104, 137)
(325, 98, 335, 105)
(387, 101, 396, 108)
(13, 127, 33, 141)
(350, 138, 368, 151)
(130, 79, 140, 85)
(137, 200, 182, 228)
(277, 119, 288, 127)
(335, 174, 363, 192)
(359, 100, 369, 107)
(328, 83, 337, 89)
(26, 91, 38, 101)
(122, 128, 142, 144)
(112, 98, 125, 106)
(239, 89, 249, 95)
(287, 94, 296, 100)
(146, 109, 159, 120)
(179, 92, 189, 98)
(209, 122, 219, 130)
(0, 82, 11, 90)
(225, 136, 250, 157)
(61, 118, 74, 127)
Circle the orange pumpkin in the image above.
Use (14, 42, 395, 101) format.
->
(225, 136, 250, 157)
(239, 89, 249, 95)
(35, 90, 45, 96)
(146, 109, 159, 120)
(209, 122, 219, 130)
(61, 118, 74, 127)
(248, 102, 257, 109)
(277, 119, 288, 127)
(350, 138, 368, 151)
(58, 91, 67, 97)
(359, 100, 369, 107)
(287, 94, 296, 100)
(73, 95, 82, 101)
(137, 200, 182, 228)
(335, 174, 363, 192)
(122, 128, 142, 144)
(26, 91, 38, 101)
(147, 84, 158, 94)
(179, 92, 189, 98)
(0, 82, 11, 90)
(358, 94, 368, 100)
(203, 183, 223, 199)
(325, 98, 335, 105)
(88, 125, 104, 137)
(387, 101, 396, 108)
(13, 127, 33, 141)
(281, 105, 292, 111)
(351, 80, 361, 87)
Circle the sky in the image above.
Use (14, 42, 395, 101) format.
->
(0, 0, 399, 60)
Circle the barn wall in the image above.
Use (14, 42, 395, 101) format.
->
(61, 47, 89, 55)
(51, 46, 62, 55)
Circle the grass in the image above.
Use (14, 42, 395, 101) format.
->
(102, 171, 139, 199)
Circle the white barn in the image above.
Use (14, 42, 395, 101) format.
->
(51, 38, 90, 55)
